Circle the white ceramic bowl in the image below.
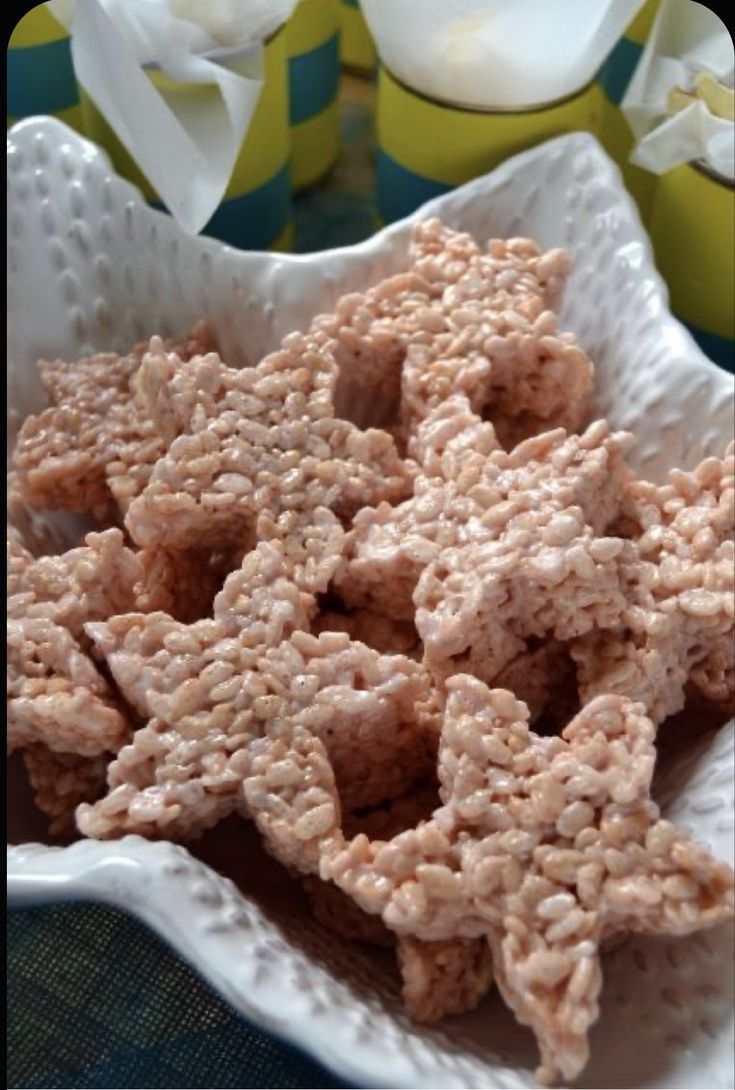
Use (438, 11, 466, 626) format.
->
(6, 117, 735, 1090)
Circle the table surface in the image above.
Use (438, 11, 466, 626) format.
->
(7, 73, 376, 1090)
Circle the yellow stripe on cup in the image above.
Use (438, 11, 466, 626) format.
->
(376, 64, 604, 223)
(648, 163, 734, 369)
(81, 27, 292, 251)
(290, 101, 340, 191)
(7, 3, 83, 131)
(287, 0, 340, 191)
(339, 0, 375, 75)
(626, 0, 662, 45)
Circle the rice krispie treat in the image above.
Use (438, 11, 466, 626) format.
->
(305, 781, 440, 943)
(22, 745, 110, 836)
(211, 541, 316, 644)
(307, 869, 495, 1023)
(125, 331, 411, 593)
(12, 323, 215, 520)
(322, 679, 735, 1085)
(398, 936, 495, 1023)
(334, 397, 503, 621)
(81, 627, 431, 858)
(572, 442, 735, 723)
(312, 219, 593, 447)
(79, 542, 433, 856)
(409, 219, 571, 306)
(337, 404, 633, 698)
(7, 528, 142, 757)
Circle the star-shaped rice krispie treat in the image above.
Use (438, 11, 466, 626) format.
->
(7, 527, 143, 757)
(572, 441, 734, 723)
(336, 400, 633, 695)
(312, 219, 592, 448)
(415, 434, 633, 688)
(12, 323, 215, 520)
(78, 542, 434, 863)
(321, 677, 735, 1085)
(124, 330, 411, 594)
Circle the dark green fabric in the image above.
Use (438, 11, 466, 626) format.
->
(7, 903, 348, 1089)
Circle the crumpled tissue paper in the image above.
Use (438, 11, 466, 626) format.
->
(621, 0, 734, 181)
(49, 0, 297, 233)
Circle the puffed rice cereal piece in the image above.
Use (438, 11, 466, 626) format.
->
(12, 323, 215, 520)
(322, 679, 734, 1085)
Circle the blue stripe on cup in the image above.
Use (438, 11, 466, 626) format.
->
(151, 163, 291, 250)
(376, 148, 452, 224)
(342, 0, 360, 7)
(289, 33, 339, 125)
(597, 38, 644, 105)
(202, 162, 292, 249)
(7, 36, 79, 117)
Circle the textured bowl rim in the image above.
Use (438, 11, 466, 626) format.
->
(6, 116, 735, 1090)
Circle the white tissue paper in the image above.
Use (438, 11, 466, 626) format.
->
(360, 0, 644, 110)
(621, 0, 734, 181)
(49, 0, 297, 234)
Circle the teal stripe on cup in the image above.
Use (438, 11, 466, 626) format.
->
(7, 36, 79, 117)
(686, 324, 735, 375)
(289, 33, 339, 124)
(597, 37, 644, 104)
(202, 161, 291, 249)
(152, 162, 291, 250)
(376, 148, 451, 224)
(342, 0, 359, 7)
